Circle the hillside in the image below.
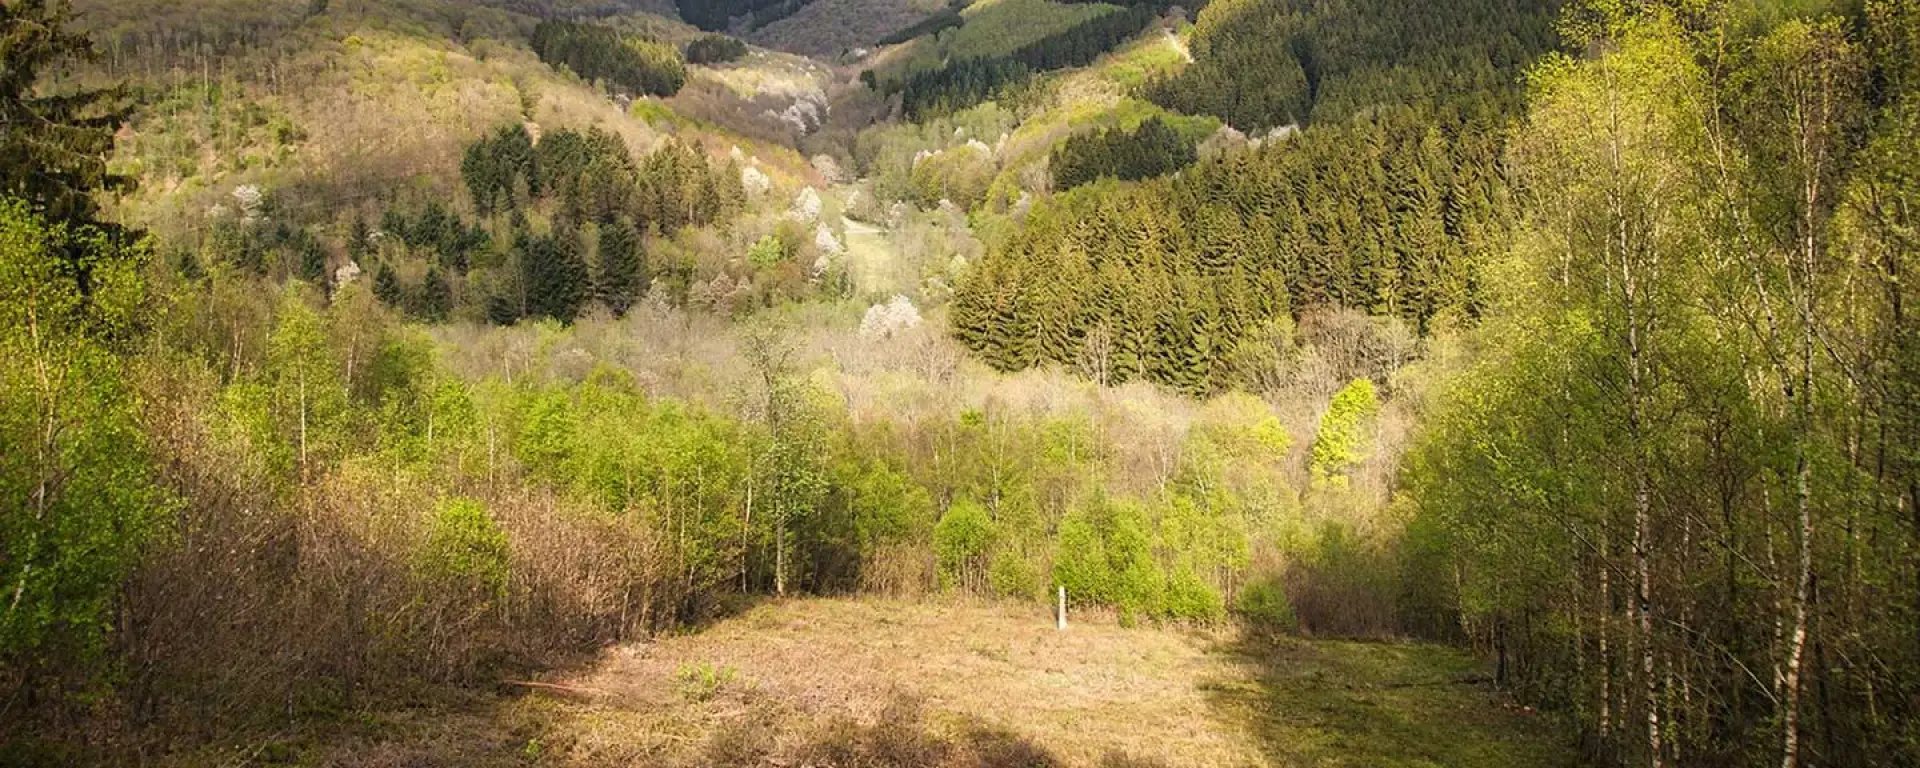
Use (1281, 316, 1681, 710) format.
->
(6, 0, 1920, 765)
(749, 0, 952, 57)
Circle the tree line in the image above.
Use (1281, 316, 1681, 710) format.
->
(1050, 115, 1198, 190)
(462, 124, 741, 323)
(1400, 2, 1920, 766)
(685, 33, 749, 64)
(878, 3, 1163, 120)
(954, 102, 1509, 395)
(1143, 0, 1557, 132)
(530, 18, 686, 97)
(676, 0, 815, 32)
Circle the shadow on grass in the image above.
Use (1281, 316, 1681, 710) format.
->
(1201, 634, 1579, 768)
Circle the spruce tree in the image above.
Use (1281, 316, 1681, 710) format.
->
(373, 262, 405, 308)
(0, 0, 133, 228)
(418, 266, 452, 322)
(595, 217, 646, 316)
(521, 228, 588, 323)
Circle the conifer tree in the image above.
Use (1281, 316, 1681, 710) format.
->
(595, 216, 646, 316)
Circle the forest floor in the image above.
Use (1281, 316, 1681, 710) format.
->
(183, 598, 1573, 767)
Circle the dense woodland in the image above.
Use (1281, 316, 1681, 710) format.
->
(4, 0, 1920, 764)
(529, 18, 687, 97)
(684, 32, 749, 64)
(1143, 0, 1557, 131)
(1396, 4, 1920, 765)
(955, 103, 1509, 393)
(676, 0, 814, 32)
(1050, 115, 1197, 190)
(878, 3, 1162, 119)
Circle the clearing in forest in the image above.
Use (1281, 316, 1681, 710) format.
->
(277, 599, 1571, 766)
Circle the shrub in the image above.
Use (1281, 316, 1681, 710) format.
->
(933, 498, 995, 592)
(1234, 578, 1296, 634)
(1310, 378, 1380, 488)
(1052, 502, 1109, 604)
(417, 497, 511, 598)
(748, 233, 786, 269)
(1108, 502, 1163, 626)
(988, 550, 1041, 600)
(1162, 565, 1224, 622)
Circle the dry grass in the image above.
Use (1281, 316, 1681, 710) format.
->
(549, 597, 1260, 765)
(183, 597, 1571, 766)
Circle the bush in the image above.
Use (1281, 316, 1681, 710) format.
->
(1234, 578, 1296, 634)
(933, 498, 995, 592)
(417, 497, 511, 598)
(988, 551, 1040, 600)
(1162, 565, 1224, 621)
(1052, 501, 1110, 604)
(1107, 502, 1163, 625)
(1310, 378, 1380, 488)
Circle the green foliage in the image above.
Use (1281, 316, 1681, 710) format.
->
(1051, 496, 1167, 622)
(0, 198, 166, 673)
(264, 283, 349, 479)
(1051, 116, 1197, 190)
(885, 2, 1156, 119)
(1052, 501, 1110, 603)
(877, 5, 966, 46)
(685, 34, 749, 65)
(1233, 577, 1296, 633)
(933, 497, 996, 591)
(675, 660, 739, 701)
(0, 0, 135, 227)
(531, 19, 686, 98)
(417, 497, 511, 598)
(1144, 0, 1556, 131)
(987, 550, 1041, 600)
(954, 101, 1503, 394)
(463, 124, 539, 217)
(747, 234, 786, 269)
(519, 229, 589, 324)
(1161, 565, 1224, 621)
(898, 56, 1031, 121)
(594, 217, 647, 316)
(908, 142, 996, 209)
(1397, 7, 1920, 764)
(1309, 378, 1378, 488)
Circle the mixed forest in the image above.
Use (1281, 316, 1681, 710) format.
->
(3, 0, 1919, 765)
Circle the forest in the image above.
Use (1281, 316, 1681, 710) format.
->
(3, 0, 1919, 764)
(530, 18, 688, 97)
(875, 2, 1163, 120)
(676, 0, 816, 32)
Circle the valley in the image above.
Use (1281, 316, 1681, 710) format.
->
(3, 0, 1918, 765)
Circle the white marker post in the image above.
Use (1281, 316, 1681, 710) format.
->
(1057, 586, 1067, 631)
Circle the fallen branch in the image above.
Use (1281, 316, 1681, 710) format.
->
(502, 679, 609, 697)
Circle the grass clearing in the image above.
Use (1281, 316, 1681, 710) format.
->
(190, 598, 1572, 766)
